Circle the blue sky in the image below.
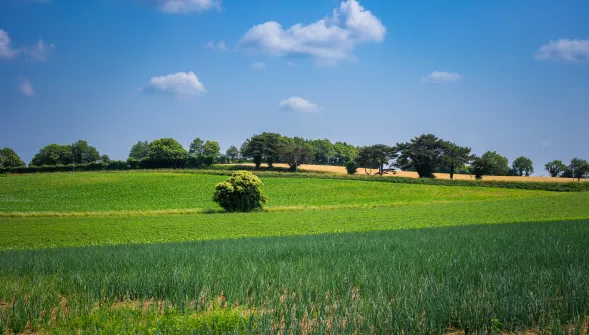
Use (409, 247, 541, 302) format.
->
(1, 0, 588, 174)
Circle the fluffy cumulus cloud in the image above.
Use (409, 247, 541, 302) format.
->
(17, 76, 34, 96)
(250, 62, 266, 70)
(23, 40, 55, 62)
(0, 29, 19, 59)
(239, 0, 385, 64)
(143, 72, 207, 97)
(141, 0, 220, 13)
(534, 39, 589, 62)
(422, 71, 462, 84)
(280, 97, 320, 113)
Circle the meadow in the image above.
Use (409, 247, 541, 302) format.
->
(1, 171, 589, 334)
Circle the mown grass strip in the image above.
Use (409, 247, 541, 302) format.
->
(2, 192, 588, 250)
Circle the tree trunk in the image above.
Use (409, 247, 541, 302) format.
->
(450, 164, 455, 180)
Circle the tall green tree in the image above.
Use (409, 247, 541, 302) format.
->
(332, 142, 358, 166)
(545, 160, 566, 178)
(442, 142, 472, 180)
(0, 148, 25, 168)
(395, 134, 446, 178)
(146, 138, 187, 168)
(129, 141, 149, 160)
(356, 145, 395, 175)
(71, 140, 101, 164)
(568, 158, 589, 181)
(30, 144, 73, 166)
(225, 146, 240, 163)
(512, 156, 534, 176)
(202, 141, 221, 166)
(481, 151, 509, 176)
(240, 133, 282, 168)
(309, 139, 335, 165)
(470, 155, 492, 180)
(279, 136, 314, 172)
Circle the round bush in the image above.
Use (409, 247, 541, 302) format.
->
(213, 171, 268, 212)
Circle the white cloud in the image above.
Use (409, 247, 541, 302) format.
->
(280, 97, 320, 113)
(250, 62, 266, 70)
(422, 71, 462, 84)
(23, 40, 55, 62)
(144, 72, 207, 97)
(142, 0, 220, 13)
(206, 40, 227, 51)
(534, 39, 589, 62)
(17, 76, 34, 96)
(0, 29, 19, 59)
(239, 0, 385, 64)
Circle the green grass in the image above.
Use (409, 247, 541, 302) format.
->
(1, 191, 588, 250)
(1, 221, 589, 334)
(0, 171, 554, 213)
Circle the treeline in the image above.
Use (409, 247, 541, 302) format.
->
(1, 133, 588, 181)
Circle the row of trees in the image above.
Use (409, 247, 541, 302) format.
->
(2, 134, 588, 180)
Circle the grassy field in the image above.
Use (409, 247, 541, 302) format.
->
(1, 171, 589, 334)
(0, 171, 554, 213)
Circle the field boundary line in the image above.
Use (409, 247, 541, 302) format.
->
(0, 197, 559, 219)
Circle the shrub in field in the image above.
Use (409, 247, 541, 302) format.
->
(213, 171, 268, 212)
(346, 160, 358, 175)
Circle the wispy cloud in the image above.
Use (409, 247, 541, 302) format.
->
(250, 62, 266, 70)
(239, 0, 385, 65)
(23, 40, 55, 62)
(0, 29, 19, 59)
(206, 40, 227, 51)
(140, 0, 221, 14)
(280, 97, 320, 113)
(143, 72, 207, 98)
(17, 76, 35, 96)
(422, 71, 462, 84)
(534, 39, 589, 62)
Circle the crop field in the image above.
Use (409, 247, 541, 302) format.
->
(1, 171, 589, 334)
(224, 163, 589, 183)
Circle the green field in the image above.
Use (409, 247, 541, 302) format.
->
(1, 171, 589, 334)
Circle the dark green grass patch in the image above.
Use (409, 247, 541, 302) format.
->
(0, 171, 551, 213)
(1, 220, 589, 334)
(1, 192, 588, 250)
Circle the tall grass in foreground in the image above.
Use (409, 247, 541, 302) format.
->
(1, 220, 589, 334)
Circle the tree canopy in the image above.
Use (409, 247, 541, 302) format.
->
(442, 142, 472, 180)
(0, 148, 25, 168)
(395, 134, 447, 178)
(30, 144, 73, 166)
(545, 160, 566, 178)
(145, 138, 187, 168)
(568, 158, 589, 181)
(129, 141, 149, 161)
(481, 151, 509, 176)
(512, 156, 534, 176)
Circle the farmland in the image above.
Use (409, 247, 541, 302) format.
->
(1, 171, 589, 334)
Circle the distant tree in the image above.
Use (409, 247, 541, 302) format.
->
(241, 133, 282, 168)
(512, 156, 534, 176)
(345, 160, 358, 175)
(240, 136, 265, 168)
(356, 145, 395, 175)
(0, 148, 25, 168)
(30, 144, 73, 166)
(202, 141, 221, 166)
(129, 141, 149, 160)
(189, 138, 205, 158)
(545, 160, 567, 177)
(71, 140, 101, 164)
(470, 155, 492, 180)
(395, 134, 446, 178)
(145, 138, 187, 168)
(213, 171, 268, 212)
(333, 142, 358, 166)
(442, 142, 472, 180)
(481, 151, 509, 176)
(226, 146, 240, 163)
(279, 137, 314, 172)
(568, 158, 589, 181)
(100, 155, 111, 164)
(310, 139, 335, 165)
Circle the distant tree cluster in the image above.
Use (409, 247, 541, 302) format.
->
(3, 133, 588, 181)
